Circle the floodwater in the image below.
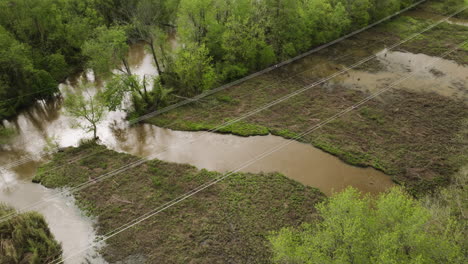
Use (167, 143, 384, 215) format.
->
(335, 49, 468, 101)
(1, 15, 467, 263)
(110, 125, 393, 195)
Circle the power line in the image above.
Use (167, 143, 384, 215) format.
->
(0, 34, 391, 171)
(0, 5, 463, 226)
(53, 38, 468, 264)
(0, 0, 427, 172)
(0, 0, 427, 105)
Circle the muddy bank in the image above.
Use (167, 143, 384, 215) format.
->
(34, 143, 325, 263)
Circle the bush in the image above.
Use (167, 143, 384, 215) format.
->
(269, 187, 465, 264)
(0, 204, 62, 263)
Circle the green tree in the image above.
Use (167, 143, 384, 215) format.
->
(263, 0, 311, 58)
(0, 25, 58, 119)
(173, 43, 217, 96)
(0, 204, 62, 263)
(0, 0, 103, 120)
(332, 0, 371, 30)
(63, 85, 106, 140)
(131, 0, 178, 76)
(82, 26, 131, 77)
(221, 15, 275, 80)
(269, 187, 464, 264)
(177, 0, 217, 45)
(305, 0, 351, 46)
(102, 74, 172, 114)
(370, 0, 401, 20)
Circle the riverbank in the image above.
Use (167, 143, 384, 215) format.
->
(34, 143, 324, 263)
(146, 7, 468, 197)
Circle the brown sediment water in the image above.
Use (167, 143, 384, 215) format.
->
(333, 49, 468, 101)
(109, 124, 393, 196)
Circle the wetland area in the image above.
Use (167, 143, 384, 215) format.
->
(1, 1, 467, 263)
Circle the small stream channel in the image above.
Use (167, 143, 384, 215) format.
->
(0, 17, 467, 263)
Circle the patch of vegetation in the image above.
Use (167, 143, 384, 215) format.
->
(0, 127, 15, 145)
(423, 0, 468, 19)
(0, 204, 62, 263)
(152, 118, 270, 137)
(35, 143, 324, 263)
(269, 186, 466, 263)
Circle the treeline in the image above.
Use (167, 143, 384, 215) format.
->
(0, 0, 425, 120)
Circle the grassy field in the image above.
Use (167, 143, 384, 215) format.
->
(34, 143, 324, 263)
(146, 4, 468, 197)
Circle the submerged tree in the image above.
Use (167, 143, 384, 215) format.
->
(102, 74, 172, 115)
(269, 187, 464, 263)
(132, 0, 178, 76)
(82, 26, 131, 77)
(63, 85, 106, 140)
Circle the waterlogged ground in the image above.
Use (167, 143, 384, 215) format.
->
(1, 1, 467, 263)
(148, 5, 468, 196)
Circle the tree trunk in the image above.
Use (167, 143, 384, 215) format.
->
(122, 58, 132, 75)
(142, 75, 150, 104)
(149, 39, 163, 77)
(93, 124, 97, 140)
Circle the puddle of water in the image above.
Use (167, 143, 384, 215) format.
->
(332, 49, 468, 100)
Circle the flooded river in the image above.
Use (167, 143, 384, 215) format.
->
(0, 16, 467, 263)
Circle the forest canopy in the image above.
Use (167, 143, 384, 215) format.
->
(0, 0, 453, 121)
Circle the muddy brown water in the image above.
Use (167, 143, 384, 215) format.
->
(1, 21, 467, 262)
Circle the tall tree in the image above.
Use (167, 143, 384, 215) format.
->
(305, 0, 351, 46)
(82, 26, 131, 77)
(132, 0, 178, 76)
(332, 0, 371, 30)
(173, 43, 216, 96)
(221, 14, 275, 80)
(102, 74, 172, 114)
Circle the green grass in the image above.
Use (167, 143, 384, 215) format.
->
(35, 143, 324, 263)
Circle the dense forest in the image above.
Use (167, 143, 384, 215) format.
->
(0, 0, 463, 121)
